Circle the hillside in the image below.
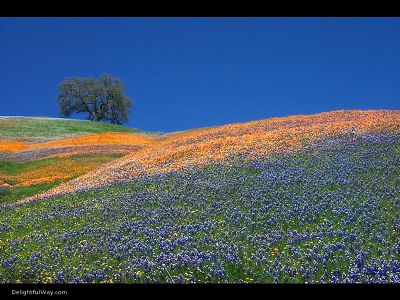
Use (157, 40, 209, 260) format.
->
(0, 117, 158, 203)
(28, 110, 400, 201)
(0, 110, 399, 284)
(0, 116, 153, 140)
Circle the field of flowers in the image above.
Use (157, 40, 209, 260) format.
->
(0, 131, 399, 283)
(0, 132, 157, 162)
(0, 110, 399, 283)
(30, 110, 399, 201)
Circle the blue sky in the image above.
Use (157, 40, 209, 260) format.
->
(0, 17, 399, 132)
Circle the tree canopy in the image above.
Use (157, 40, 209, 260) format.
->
(58, 75, 132, 125)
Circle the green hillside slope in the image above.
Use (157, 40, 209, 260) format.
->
(0, 117, 153, 139)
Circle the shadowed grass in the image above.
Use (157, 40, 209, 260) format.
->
(0, 182, 61, 204)
(0, 158, 67, 176)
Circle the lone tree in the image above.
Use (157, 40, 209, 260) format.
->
(58, 75, 132, 125)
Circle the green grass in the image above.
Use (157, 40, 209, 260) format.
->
(0, 158, 64, 177)
(0, 155, 122, 178)
(0, 182, 61, 204)
(0, 117, 156, 139)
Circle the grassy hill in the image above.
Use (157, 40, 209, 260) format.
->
(0, 117, 158, 204)
(0, 116, 154, 139)
(0, 110, 399, 283)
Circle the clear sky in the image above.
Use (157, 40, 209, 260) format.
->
(0, 17, 399, 132)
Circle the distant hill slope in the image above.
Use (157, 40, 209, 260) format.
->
(26, 110, 400, 202)
(0, 116, 154, 140)
(0, 117, 159, 203)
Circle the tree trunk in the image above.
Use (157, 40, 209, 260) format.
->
(94, 114, 102, 122)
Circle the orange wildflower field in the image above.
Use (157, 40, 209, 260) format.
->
(0, 156, 120, 188)
(0, 132, 156, 153)
(21, 110, 400, 202)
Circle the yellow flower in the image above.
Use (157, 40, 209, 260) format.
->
(136, 270, 144, 277)
(45, 277, 53, 283)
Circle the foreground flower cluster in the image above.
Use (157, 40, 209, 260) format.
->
(0, 128, 399, 283)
